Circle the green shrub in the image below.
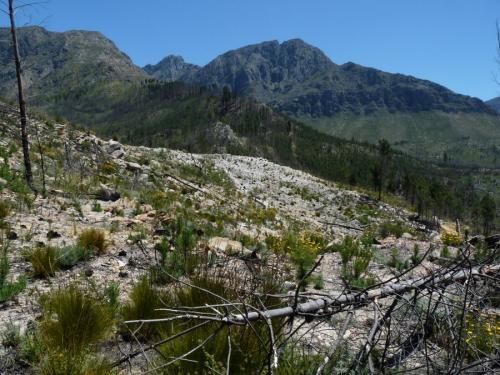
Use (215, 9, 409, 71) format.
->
(39, 284, 114, 355)
(1, 321, 21, 348)
(120, 276, 166, 340)
(104, 281, 120, 313)
(77, 228, 108, 254)
(14, 284, 114, 374)
(0, 200, 10, 219)
(175, 217, 197, 253)
(151, 273, 285, 375)
(464, 312, 499, 360)
(411, 244, 421, 265)
(91, 201, 102, 212)
(39, 353, 112, 375)
(0, 200, 10, 229)
(333, 236, 374, 289)
(56, 245, 91, 269)
(0, 243, 26, 302)
(336, 236, 360, 267)
(387, 248, 408, 271)
(138, 189, 171, 211)
(267, 230, 326, 284)
(311, 274, 325, 290)
(474, 240, 500, 263)
(0, 275, 26, 303)
(127, 232, 146, 243)
(378, 221, 406, 238)
(17, 328, 43, 366)
(149, 218, 204, 284)
(29, 246, 59, 277)
(440, 245, 451, 258)
(97, 161, 118, 175)
(0, 244, 9, 288)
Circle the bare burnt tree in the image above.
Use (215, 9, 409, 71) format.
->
(5, 0, 34, 191)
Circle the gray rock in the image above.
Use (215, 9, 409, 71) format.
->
(137, 173, 149, 183)
(111, 149, 125, 159)
(94, 184, 121, 202)
(126, 162, 142, 172)
(401, 232, 413, 240)
(107, 140, 123, 153)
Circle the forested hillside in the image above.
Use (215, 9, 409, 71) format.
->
(35, 80, 498, 231)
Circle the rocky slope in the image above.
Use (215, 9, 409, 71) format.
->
(0, 100, 456, 373)
(177, 39, 491, 116)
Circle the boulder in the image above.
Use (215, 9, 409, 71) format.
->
(94, 185, 121, 202)
(401, 232, 413, 240)
(111, 149, 125, 159)
(107, 140, 122, 153)
(208, 237, 253, 256)
(126, 162, 143, 173)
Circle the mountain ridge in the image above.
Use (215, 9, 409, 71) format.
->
(1, 26, 499, 166)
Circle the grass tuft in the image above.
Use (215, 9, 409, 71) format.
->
(77, 228, 108, 254)
(39, 284, 114, 354)
(29, 246, 59, 278)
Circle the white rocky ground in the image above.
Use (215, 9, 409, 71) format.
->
(0, 102, 452, 373)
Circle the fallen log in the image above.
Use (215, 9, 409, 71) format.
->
(124, 264, 499, 326)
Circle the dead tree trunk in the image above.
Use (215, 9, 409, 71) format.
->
(124, 263, 500, 326)
(8, 0, 35, 192)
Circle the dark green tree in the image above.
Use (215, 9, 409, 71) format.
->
(478, 194, 496, 235)
(377, 139, 391, 200)
(222, 85, 232, 105)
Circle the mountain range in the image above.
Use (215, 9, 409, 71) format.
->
(1, 26, 499, 167)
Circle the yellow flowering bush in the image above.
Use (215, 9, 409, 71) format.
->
(464, 312, 499, 358)
(266, 231, 326, 282)
(441, 231, 461, 247)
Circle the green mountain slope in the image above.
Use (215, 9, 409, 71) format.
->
(42, 79, 496, 226)
(302, 111, 500, 167)
(0, 26, 146, 102)
(147, 39, 500, 167)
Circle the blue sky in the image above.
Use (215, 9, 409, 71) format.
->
(2, 0, 500, 100)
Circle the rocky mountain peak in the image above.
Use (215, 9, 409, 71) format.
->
(143, 54, 200, 81)
(187, 38, 334, 96)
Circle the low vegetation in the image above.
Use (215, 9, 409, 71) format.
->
(0, 243, 26, 302)
(29, 246, 59, 278)
(37, 283, 114, 374)
(77, 228, 108, 254)
(334, 236, 376, 289)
